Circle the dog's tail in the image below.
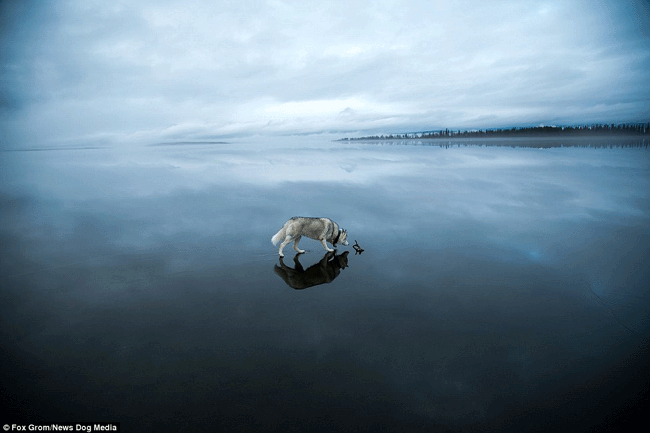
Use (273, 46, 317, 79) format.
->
(271, 226, 287, 246)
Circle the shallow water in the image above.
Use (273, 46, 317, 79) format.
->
(1, 137, 649, 431)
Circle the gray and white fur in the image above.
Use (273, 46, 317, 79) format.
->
(271, 217, 349, 257)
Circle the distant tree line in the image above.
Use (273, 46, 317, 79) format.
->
(339, 123, 650, 141)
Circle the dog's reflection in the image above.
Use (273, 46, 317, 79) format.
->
(274, 250, 349, 290)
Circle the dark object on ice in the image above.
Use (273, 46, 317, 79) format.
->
(274, 251, 349, 290)
(353, 240, 364, 255)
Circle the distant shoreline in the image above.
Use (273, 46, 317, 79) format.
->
(344, 135, 648, 141)
(338, 124, 650, 142)
(337, 135, 649, 148)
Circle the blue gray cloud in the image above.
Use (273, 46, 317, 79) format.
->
(1, 0, 649, 147)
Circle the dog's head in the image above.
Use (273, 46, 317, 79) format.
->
(336, 229, 349, 247)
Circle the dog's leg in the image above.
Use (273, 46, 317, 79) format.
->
(320, 238, 335, 252)
(293, 236, 305, 254)
(278, 236, 293, 257)
(292, 254, 305, 272)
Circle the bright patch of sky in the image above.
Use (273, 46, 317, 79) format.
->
(1, 0, 649, 147)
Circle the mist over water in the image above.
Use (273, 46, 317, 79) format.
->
(1, 137, 649, 431)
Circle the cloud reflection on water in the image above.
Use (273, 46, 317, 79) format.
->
(1, 138, 649, 431)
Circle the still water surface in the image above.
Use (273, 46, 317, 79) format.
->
(1, 137, 649, 431)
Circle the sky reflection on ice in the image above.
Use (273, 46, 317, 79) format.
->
(1, 138, 649, 431)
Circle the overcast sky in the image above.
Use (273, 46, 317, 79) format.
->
(1, 0, 649, 147)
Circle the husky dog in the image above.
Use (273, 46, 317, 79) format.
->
(271, 217, 348, 257)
